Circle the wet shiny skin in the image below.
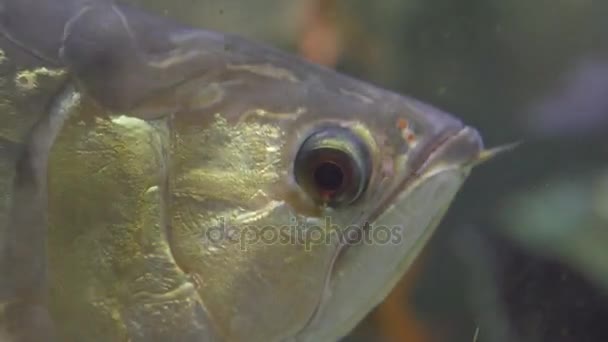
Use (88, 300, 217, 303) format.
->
(0, 1, 486, 341)
(47, 75, 482, 342)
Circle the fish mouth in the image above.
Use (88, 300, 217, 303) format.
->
(368, 125, 484, 224)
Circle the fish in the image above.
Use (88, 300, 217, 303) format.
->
(0, 1, 508, 341)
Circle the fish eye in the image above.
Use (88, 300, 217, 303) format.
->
(294, 127, 371, 207)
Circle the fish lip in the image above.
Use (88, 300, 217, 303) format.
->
(321, 125, 482, 259)
(367, 125, 483, 224)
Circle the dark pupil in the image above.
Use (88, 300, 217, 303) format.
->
(313, 162, 344, 193)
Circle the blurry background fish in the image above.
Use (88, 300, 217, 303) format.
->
(82, 0, 608, 341)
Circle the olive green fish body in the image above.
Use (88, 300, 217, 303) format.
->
(0, 2, 489, 341)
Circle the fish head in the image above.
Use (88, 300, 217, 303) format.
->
(161, 44, 485, 341)
(47, 28, 486, 342)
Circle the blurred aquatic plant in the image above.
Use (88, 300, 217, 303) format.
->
(499, 170, 608, 293)
(526, 59, 608, 138)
